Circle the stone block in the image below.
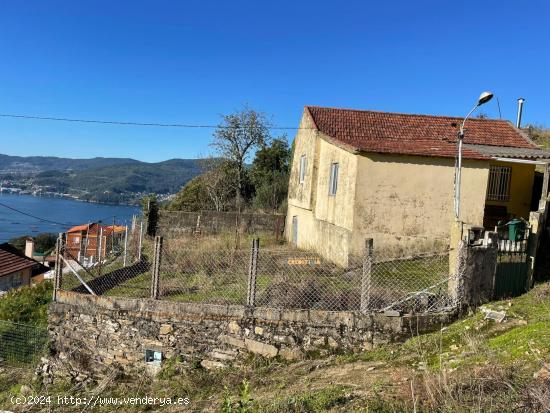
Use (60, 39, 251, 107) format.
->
(219, 334, 246, 349)
(254, 326, 264, 336)
(159, 324, 173, 335)
(244, 338, 278, 358)
(209, 350, 237, 361)
(280, 310, 309, 323)
(253, 307, 281, 321)
(327, 337, 339, 349)
(309, 310, 331, 325)
(227, 321, 241, 334)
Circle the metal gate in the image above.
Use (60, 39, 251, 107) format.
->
(494, 238, 529, 299)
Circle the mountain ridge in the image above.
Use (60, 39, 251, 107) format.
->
(0, 154, 203, 204)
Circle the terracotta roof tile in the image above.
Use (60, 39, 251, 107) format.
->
(306, 106, 539, 160)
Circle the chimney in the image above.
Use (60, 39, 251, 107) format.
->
(516, 98, 525, 128)
(25, 237, 34, 258)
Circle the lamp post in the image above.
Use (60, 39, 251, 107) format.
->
(454, 91, 493, 221)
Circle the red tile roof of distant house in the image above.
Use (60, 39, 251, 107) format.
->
(67, 224, 93, 233)
(67, 223, 125, 235)
(102, 225, 126, 234)
(0, 243, 48, 278)
(305, 106, 549, 160)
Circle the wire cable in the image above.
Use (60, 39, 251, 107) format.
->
(0, 200, 136, 230)
(0, 113, 306, 130)
(0, 201, 79, 226)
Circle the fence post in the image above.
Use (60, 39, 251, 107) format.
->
(123, 225, 128, 267)
(151, 236, 163, 299)
(53, 232, 64, 302)
(360, 238, 373, 313)
(138, 220, 144, 261)
(246, 238, 259, 307)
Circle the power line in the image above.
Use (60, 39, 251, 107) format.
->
(0, 113, 306, 130)
(0, 201, 78, 227)
(0, 201, 128, 228)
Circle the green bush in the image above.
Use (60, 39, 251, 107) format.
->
(0, 281, 52, 326)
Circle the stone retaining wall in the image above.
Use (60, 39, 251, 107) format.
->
(44, 291, 455, 380)
(157, 210, 285, 238)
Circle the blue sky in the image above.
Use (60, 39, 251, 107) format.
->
(0, 0, 549, 162)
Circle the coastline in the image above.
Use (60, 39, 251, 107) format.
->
(0, 193, 141, 242)
(0, 190, 140, 207)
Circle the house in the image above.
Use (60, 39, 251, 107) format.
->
(0, 243, 49, 293)
(286, 106, 550, 266)
(65, 223, 125, 263)
(24, 238, 56, 268)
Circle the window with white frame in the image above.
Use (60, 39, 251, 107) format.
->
(299, 155, 307, 184)
(486, 165, 512, 201)
(328, 163, 339, 196)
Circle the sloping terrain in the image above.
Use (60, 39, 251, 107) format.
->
(1, 281, 549, 412)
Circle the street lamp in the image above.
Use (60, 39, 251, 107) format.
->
(454, 91, 494, 221)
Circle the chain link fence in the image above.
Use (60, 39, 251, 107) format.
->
(57, 217, 152, 299)
(366, 252, 456, 313)
(56, 218, 459, 314)
(0, 320, 48, 366)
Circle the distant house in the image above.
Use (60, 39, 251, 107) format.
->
(0, 243, 49, 293)
(286, 106, 550, 266)
(65, 223, 125, 262)
(24, 238, 56, 268)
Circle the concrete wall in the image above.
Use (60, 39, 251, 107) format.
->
(485, 161, 536, 220)
(287, 109, 319, 211)
(351, 154, 490, 260)
(456, 240, 498, 307)
(42, 291, 455, 381)
(285, 111, 497, 265)
(286, 203, 352, 267)
(286, 109, 358, 266)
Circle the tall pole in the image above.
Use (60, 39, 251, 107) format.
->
(455, 104, 478, 221)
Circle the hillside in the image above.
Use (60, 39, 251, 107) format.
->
(0, 281, 548, 412)
(0, 154, 139, 175)
(0, 154, 203, 204)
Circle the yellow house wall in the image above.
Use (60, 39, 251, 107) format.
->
(285, 110, 357, 266)
(313, 137, 357, 231)
(285, 110, 511, 265)
(350, 154, 490, 260)
(287, 110, 318, 211)
(286, 203, 352, 267)
(485, 161, 535, 220)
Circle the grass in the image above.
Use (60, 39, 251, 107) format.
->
(0, 283, 50, 369)
(0, 281, 52, 325)
(95, 234, 450, 312)
(0, 281, 549, 412)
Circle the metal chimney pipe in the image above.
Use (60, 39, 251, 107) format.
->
(516, 98, 525, 128)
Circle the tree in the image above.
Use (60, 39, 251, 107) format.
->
(8, 233, 57, 253)
(167, 159, 239, 212)
(167, 176, 210, 212)
(526, 124, 550, 150)
(142, 194, 159, 236)
(201, 159, 240, 211)
(249, 138, 291, 211)
(212, 106, 271, 212)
